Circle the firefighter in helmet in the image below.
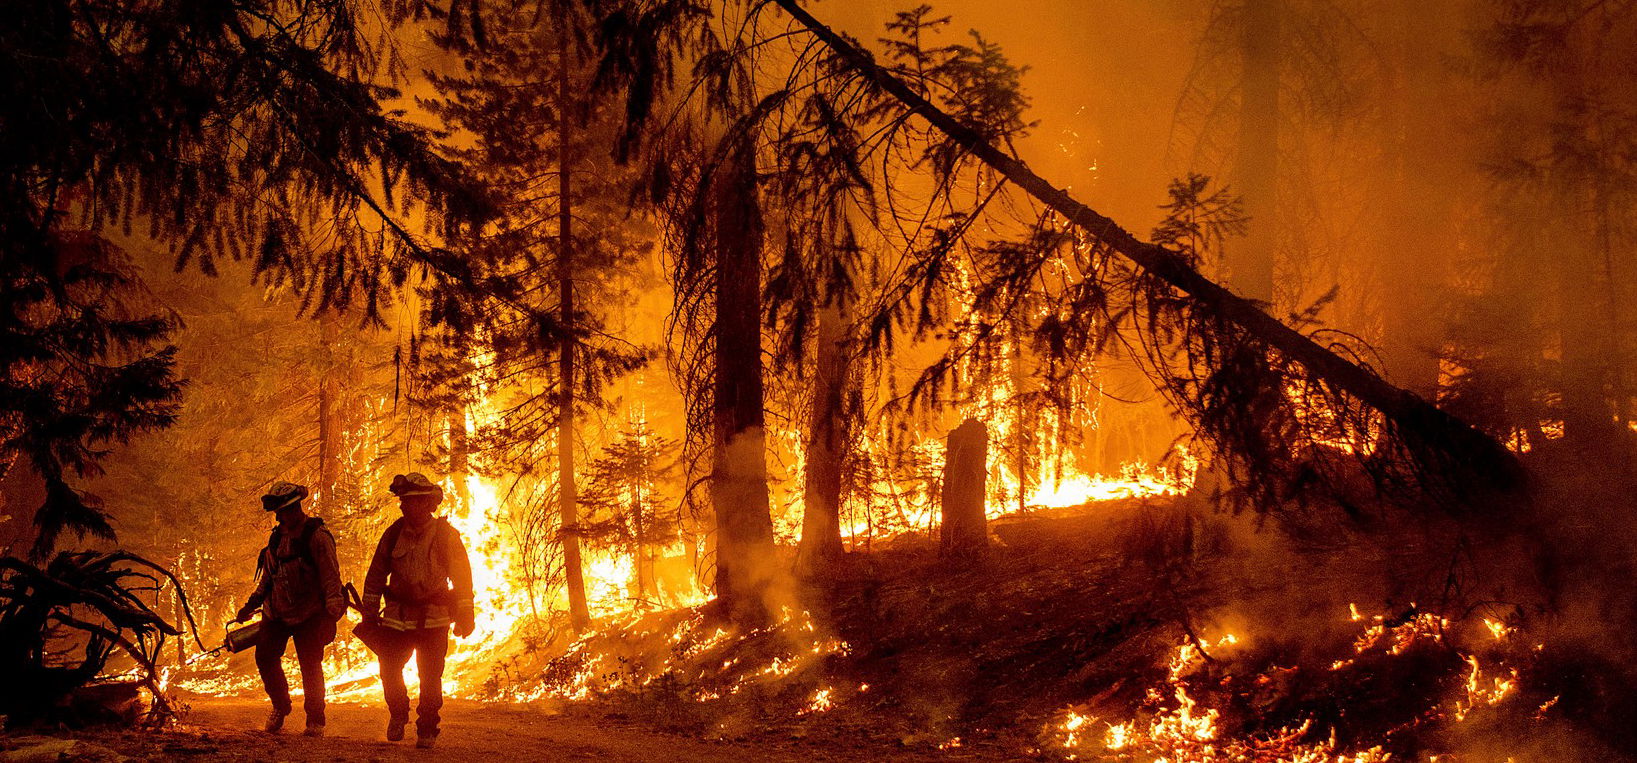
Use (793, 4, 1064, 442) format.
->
(361, 472, 475, 748)
(233, 481, 345, 736)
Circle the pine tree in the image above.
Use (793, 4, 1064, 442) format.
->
(1, 0, 493, 555)
(1458, 0, 1637, 452)
(421, 0, 650, 630)
(580, 421, 679, 606)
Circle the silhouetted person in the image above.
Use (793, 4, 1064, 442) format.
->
(362, 472, 475, 749)
(233, 482, 345, 736)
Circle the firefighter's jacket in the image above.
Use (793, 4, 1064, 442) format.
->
(362, 517, 475, 631)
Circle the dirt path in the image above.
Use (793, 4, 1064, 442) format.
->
(45, 696, 964, 761)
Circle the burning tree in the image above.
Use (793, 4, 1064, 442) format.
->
(420, 0, 653, 631)
(594, 0, 1062, 617)
(579, 420, 680, 607)
(752, 0, 1521, 525)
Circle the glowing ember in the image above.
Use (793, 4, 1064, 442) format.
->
(801, 687, 834, 714)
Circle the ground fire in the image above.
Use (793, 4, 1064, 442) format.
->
(3, 0, 1637, 760)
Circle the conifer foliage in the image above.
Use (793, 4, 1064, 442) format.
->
(421, 0, 650, 630)
(1, 0, 492, 554)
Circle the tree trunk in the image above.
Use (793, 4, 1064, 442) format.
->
(448, 407, 472, 507)
(632, 491, 653, 603)
(1230, 0, 1280, 304)
(940, 418, 989, 557)
(711, 133, 777, 621)
(1376, 0, 1452, 399)
(796, 303, 849, 576)
(769, 0, 1520, 506)
(1549, 27, 1618, 451)
(556, 11, 590, 632)
(317, 311, 342, 508)
(1011, 331, 1028, 515)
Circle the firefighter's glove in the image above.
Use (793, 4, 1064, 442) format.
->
(233, 603, 257, 624)
(454, 615, 475, 639)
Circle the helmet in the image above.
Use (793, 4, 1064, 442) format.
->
(262, 482, 310, 511)
(389, 472, 444, 501)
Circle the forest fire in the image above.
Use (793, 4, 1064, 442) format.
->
(1044, 604, 1547, 761)
(1020, 455, 1197, 510)
(5, 0, 1637, 759)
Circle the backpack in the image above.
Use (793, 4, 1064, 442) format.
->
(254, 517, 326, 582)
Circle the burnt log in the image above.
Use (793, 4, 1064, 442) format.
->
(940, 418, 990, 557)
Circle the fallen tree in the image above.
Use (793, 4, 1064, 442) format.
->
(0, 551, 201, 726)
(764, 0, 1521, 519)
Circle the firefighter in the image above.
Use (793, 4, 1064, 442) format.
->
(233, 481, 346, 736)
(361, 472, 475, 749)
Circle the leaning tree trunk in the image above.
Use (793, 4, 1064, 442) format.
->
(796, 303, 850, 576)
(768, 0, 1519, 506)
(556, 8, 591, 633)
(711, 133, 778, 621)
(1230, 0, 1280, 304)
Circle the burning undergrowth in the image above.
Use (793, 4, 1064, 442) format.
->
(472, 603, 865, 740)
(456, 496, 1635, 760)
(1043, 605, 1581, 761)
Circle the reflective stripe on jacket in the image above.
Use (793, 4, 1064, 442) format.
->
(362, 517, 475, 631)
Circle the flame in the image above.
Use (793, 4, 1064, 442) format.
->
(440, 474, 533, 687)
(1453, 655, 1517, 722)
(1047, 605, 1541, 761)
(801, 686, 834, 714)
(1021, 453, 1197, 512)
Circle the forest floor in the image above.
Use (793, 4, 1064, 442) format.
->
(497, 496, 1631, 760)
(2, 696, 959, 761)
(5, 494, 1632, 760)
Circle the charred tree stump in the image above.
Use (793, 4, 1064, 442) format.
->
(940, 418, 990, 557)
